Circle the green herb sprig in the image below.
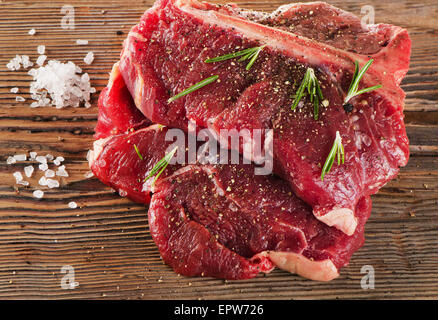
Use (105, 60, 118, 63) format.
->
(144, 146, 178, 185)
(291, 67, 324, 120)
(344, 59, 382, 104)
(321, 131, 345, 181)
(134, 144, 143, 160)
(205, 45, 265, 70)
(168, 75, 218, 103)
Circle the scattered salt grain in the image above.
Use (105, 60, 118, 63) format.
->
(36, 55, 47, 67)
(45, 154, 54, 161)
(6, 55, 34, 71)
(84, 52, 94, 65)
(55, 156, 64, 163)
(37, 45, 45, 55)
(68, 201, 78, 209)
(76, 39, 88, 45)
(84, 171, 94, 178)
(17, 180, 29, 186)
(36, 155, 47, 164)
(29, 152, 37, 159)
(13, 172, 23, 183)
(56, 165, 69, 177)
(13, 154, 27, 161)
(39, 163, 48, 171)
(15, 96, 26, 102)
(33, 190, 44, 199)
(38, 176, 48, 186)
(28, 28, 36, 36)
(24, 165, 34, 178)
(21, 55, 33, 69)
(10, 87, 19, 93)
(45, 169, 55, 178)
(6, 156, 16, 164)
(28, 60, 95, 109)
(46, 179, 59, 188)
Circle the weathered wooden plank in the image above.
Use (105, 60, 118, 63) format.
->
(0, 0, 437, 300)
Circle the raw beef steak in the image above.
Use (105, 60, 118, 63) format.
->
(89, 67, 371, 280)
(94, 62, 151, 140)
(119, 0, 410, 235)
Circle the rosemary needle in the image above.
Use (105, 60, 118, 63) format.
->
(134, 144, 143, 160)
(291, 67, 324, 120)
(168, 76, 219, 103)
(144, 146, 178, 185)
(205, 45, 265, 70)
(344, 59, 382, 104)
(321, 131, 345, 181)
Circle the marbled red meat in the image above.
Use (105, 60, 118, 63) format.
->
(89, 65, 371, 281)
(94, 62, 151, 140)
(119, 0, 410, 235)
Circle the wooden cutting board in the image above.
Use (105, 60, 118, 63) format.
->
(0, 0, 437, 299)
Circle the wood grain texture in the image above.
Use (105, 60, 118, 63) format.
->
(0, 0, 437, 300)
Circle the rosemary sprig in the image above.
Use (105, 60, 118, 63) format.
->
(344, 59, 382, 104)
(321, 131, 345, 181)
(134, 144, 143, 160)
(205, 45, 265, 70)
(291, 67, 324, 120)
(168, 75, 218, 103)
(144, 146, 178, 185)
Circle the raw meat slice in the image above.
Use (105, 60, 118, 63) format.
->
(91, 124, 371, 280)
(89, 71, 371, 281)
(119, 0, 410, 235)
(89, 124, 181, 204)
(94, 62, 151, 140)
(149, 163, 371, 280)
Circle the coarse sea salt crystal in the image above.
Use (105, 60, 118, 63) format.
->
(36, 55, 47, 67)
(28, 29, 36, 35)
(6, 156, 16, 164)
(84, 52, 94, 65)
(45, 169, 55, 178)
(76, 39, 88, 45)
(38, 176, 47, 186)
(46, 179, 59, 188)
(29, 152, 37, 159)
(28, 60, 94, 109)
(21, 55, 33, 69)
(37, 45, 45, 55)
(46, 154, 54, 160)
(56, 165, 69, 177)
(10, 87, 19, 93)
(6, 55, 22, 71)
(24, 165, 34, 178)
(15, 96, 26, 102)
(17, 180, 29, 186)
(84, 171, 94, 178)
(68, 201, 78, 209)
(33, 190, 44, 199)
(13, 154, 27, 161)
(13, 172, 23, 183)
(39, 163, 48, 171)
(36, 155, 47, 163)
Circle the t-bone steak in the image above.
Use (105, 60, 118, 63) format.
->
(118, 0, 411, 235)
(89, 64, 371, 281)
